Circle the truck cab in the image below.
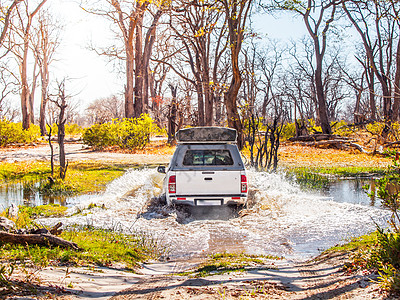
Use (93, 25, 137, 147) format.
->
(158, 127, 247, 207)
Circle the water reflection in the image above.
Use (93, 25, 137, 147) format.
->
(319, 178, 377, 207)
(0, 180, 67, 210)
(0, 176, 381, 211)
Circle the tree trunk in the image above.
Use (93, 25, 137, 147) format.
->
(315, 57, 332, 134)
(196, 84, 205, 126)
(21, 40, 30, 130)
(142, 9, 162, 115)
(392, 37, 400, 121)
(39, 69, 49, 136)
(125, 47, 135, 118)
(168, 84, 177, 144)
(222, 0, 251, 150)
(56, 82, 68, 180)
(29, 61, 39, 124)
(134, 18, 143, 118)
(367, 62, 376, 120)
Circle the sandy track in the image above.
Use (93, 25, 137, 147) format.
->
(108, 252, 384, 300)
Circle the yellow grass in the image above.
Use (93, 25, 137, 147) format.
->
(278, 144, 391, 169)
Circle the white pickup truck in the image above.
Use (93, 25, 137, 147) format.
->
(157, 127, 248, 207)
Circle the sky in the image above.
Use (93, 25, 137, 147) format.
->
(42, 0, 307, 112)
(49, 0, 121, 110)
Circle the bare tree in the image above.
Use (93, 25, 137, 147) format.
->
(342, 0, 398, 124)
(31, 10, 61, 136)
(168, 0, 228, 126)
(85, 95, 124, 124)
(274, 0, 341, 135)
(0, 62, 19, 119)
(10, 0, 47, 129)
(83, 0, 168, 119)
(50, 79, 69, 180)
(0, 0, 23, 49)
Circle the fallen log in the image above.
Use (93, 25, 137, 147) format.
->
(289, 134, 349, 142)
(0, 230, 79, 250)
(384, 141, 400, 148)
(294, 139, 367, 153)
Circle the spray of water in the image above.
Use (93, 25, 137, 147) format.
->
(39, 168, 391, 261)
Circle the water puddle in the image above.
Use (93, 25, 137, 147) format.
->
(0, 180, 69, 210)
(9, 168, 386, 262)
(319, 178, 377, 206)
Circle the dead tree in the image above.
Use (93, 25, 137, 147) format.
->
(247, 111, 284, 172)
(167, 84, 178, 145)
(47, 123, 54, 177)
(50, 80, 68, 180)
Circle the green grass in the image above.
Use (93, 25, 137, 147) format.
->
(286, 166, 387, 178)
(285, 166, 389, 190)
(1, 204, 68, 229)
(0, 226, 163, 270)
(324, 231, 378, 253)
(0, 161, 126, 196)
(179, 252, 282, 277)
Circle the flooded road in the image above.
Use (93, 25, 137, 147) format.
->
(30, 169, 391, 262)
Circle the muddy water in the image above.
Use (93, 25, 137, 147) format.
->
(35, 169, 390, 261)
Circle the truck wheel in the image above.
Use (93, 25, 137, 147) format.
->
(158, 194, 167, 205)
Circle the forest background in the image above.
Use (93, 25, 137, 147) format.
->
(1, 0, 400, 150)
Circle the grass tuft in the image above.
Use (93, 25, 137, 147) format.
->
(179, 252, 282, 277)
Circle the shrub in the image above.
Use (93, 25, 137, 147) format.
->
(362, 151, 400, 293)
(82, 123, 115, 149)
(281, 122, 296, 140)
(0, 119, 40, 147)
(65, 123, 83, 136)
(331, 120, 353, 136)
(46, 123, 83, 137)
(82, 114, 160, 150)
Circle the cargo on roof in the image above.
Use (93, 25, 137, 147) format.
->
(175, 127, 237, 143)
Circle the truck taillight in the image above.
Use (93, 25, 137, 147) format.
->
(241, 175, 247, 193)
(169, 175, 176, 193)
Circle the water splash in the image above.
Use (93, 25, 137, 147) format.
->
(39, 168, 391, 261)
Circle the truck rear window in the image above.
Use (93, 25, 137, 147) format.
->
(183, 150, 234, 166)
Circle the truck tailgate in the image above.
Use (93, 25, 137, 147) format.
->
(176, 171, 241, 195)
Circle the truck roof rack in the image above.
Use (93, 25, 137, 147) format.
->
(176, 127, 237, 143)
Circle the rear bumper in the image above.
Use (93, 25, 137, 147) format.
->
(168, 195, 247, 206)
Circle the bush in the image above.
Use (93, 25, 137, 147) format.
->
(65, 123, 83, 136)
(361, 151, 400, 293)
(0, 119, 40, 147)
(82, 123, 115, 149)
(82, 114, 160, 150)
(281, 122, 296, 140)
(331, 120, 353, 136)
(46, 123, 83, 137)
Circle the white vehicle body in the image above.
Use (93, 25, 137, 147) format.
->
(158, 127, 248, 207)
